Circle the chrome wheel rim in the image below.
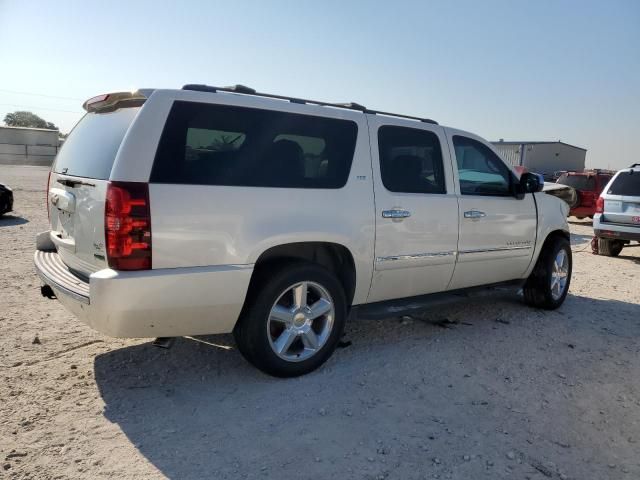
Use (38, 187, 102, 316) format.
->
(550, 249, 569, 300)
(267, 281, 335, 362)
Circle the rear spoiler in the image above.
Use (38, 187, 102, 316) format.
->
(82, 89, 154, 113)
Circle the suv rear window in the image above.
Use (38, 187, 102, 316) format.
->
(607, 171, 640, 196)
(557, 174, 596, 191)
(54, 108, 140, 180)
(151, 101, 358, 189)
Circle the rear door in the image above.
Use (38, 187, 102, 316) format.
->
(446, 132, 537, 290)
(602, 170, 640, 226)
(367, 117, 459, 302)
(49, 106, 140, 277)
(557, 173, 597, 208)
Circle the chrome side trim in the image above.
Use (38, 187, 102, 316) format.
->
(376, 251, 456, 263)
(458, 245, 532, 255)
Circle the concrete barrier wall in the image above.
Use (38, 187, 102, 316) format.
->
(0, 144, 57, 166)
(0, 152, 56, 166)
(0, 144, 27, 155)
(28, 145, 57, 156)
(0, 126, 59, 166)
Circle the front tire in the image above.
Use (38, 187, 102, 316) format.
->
(598, 238, 623, 257)
(523, 236, 572, 309)
(234, 262, 347, 377)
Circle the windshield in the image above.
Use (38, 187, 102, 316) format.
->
(557, 174, 595, 191)
(607, 171, 640, 196)
(54, 107, 140, 180)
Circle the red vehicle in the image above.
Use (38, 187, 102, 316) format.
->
(556, 170, 614, 218)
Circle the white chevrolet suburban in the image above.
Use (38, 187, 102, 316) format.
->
(35, 85, 572, 377)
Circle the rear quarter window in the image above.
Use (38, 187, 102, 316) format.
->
(54, 107, 140, 180)
(607, 171, 640, 195)
(150, 101, 358, 189)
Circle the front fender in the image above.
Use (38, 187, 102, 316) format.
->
(524, 192, 570, 277)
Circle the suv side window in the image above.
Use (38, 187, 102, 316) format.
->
(378, 126, 446, 194)
(599, 175, 612, 192)
(151, 101, 358, 189)
(453, 136, 512, 196)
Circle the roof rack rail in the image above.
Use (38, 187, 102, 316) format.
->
(181, 84, 438, 125)
(629, 163, 640, 168)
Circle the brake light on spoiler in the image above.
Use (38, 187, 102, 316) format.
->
(105, 182, 151, 270)
(82, 91, 147, 113)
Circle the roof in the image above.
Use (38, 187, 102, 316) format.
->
(180, 84, 439, 125)
(491, 140, 587, 152)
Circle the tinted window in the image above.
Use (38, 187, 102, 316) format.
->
(600, 175, 613, 186)
(557, 174, 596, 191)
(54, 107, 140, 179)
(151, 102, 358, 188)
(607, 171, 640, 196)
(453, 136, 512, 196)
(378, 126, 446, 194)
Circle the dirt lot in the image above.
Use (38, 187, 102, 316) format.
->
(1, 164, 639, 480)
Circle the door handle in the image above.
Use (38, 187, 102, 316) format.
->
(464, 210, 486, 219)
(382, 209, 411, 219)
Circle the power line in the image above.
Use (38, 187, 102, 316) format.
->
(0, 103, 83, 114)
(0, 89, 84, 101)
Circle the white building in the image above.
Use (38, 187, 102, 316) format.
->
(492, 140, 586, 179)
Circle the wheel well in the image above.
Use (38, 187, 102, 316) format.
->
(251, 242, 357, 306)
(543, 229, 570, 247)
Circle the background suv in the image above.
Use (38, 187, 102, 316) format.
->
(556, 170, 614, 219)
(593, 164, 640, 256)
(35, 85, 571, 377)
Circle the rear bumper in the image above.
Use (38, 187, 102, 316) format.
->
(569, 206, 595, 217)
(593, 214, 640, 242)
(34, 249, 253, 338)
(35, 249, 90, 304)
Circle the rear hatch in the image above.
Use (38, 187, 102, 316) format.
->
(49, 101, 141, 278)
(602, 170, 640, 226)
(556, 173, 597, 208)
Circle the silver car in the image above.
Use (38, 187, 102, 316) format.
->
(593, 163, 640, 256)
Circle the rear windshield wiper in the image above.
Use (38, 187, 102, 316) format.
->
(56, 177, 96, 188)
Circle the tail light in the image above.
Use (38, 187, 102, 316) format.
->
(595, 196, 605, 214)
(105, 181, 151, 270)
(46, 171, 51, 220)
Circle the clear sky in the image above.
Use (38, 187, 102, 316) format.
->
(1, 0, 638, 169)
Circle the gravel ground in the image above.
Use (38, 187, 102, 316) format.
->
(1, 164, 639, 480)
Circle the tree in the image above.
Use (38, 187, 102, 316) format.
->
(3, 111, 58, 130)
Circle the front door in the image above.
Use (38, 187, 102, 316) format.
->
(446, 132, 537, 290)
(367, 117, 459, 303)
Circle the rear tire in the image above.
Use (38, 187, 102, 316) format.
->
(598, 238, 623, 257)
(523, 236, 572, 310)
(234, 262, 347, 377)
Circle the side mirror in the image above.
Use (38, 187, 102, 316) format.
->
(515, 172, 544, 198)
